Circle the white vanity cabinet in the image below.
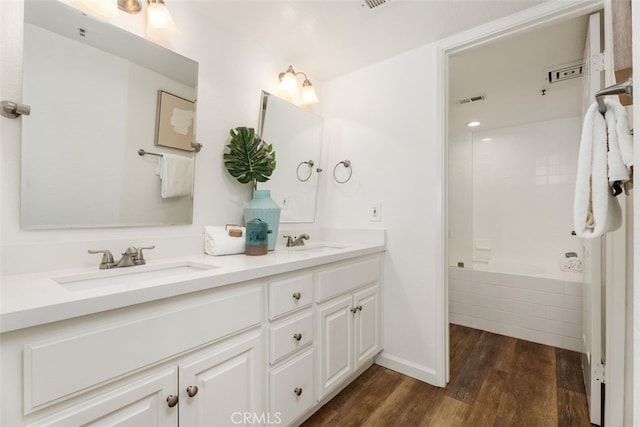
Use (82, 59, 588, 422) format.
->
(1, 282, 264, 427)
(1, 249, 385, 427)
(315, 257, 382, 400)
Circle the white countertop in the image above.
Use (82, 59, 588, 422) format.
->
(0, 241, 385, 333)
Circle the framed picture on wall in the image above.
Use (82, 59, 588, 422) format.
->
(154, 90, 196, 152)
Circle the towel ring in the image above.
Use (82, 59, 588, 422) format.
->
(333, 160, 352, 184)
(296, 160, 315, 182)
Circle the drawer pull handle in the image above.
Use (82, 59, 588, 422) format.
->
(293, 333, 302, 341)
(187, 385, 199, 398)
(292, 292, 301, 300)
(166, 395, 179, 407)
(294, 387, 303, 396)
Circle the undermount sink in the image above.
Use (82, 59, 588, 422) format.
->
(53, 262, 217, 293)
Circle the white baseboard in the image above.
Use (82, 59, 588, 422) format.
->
(374, 351, 441, 386)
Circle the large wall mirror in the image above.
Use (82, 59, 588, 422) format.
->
(258, 92, 323, 223)
(21, 0, 198, 229)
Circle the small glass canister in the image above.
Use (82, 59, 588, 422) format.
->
(245, 218, 269, 256)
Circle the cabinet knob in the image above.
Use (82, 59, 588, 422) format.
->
(358, 305, 363, 312)
(292, 292, 301, 301)
(186, 385, 199, 398)
(166, 395, 179, 407)
(351, 307, 358, 314)
(294, 387, 303, 396)
(293, 333, 302, 341)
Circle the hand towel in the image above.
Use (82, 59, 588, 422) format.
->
(573, 102, 622, 239)
(204, 226, 246, 255)
(155, 153, 194, 199)
(604, 97, 634, 169)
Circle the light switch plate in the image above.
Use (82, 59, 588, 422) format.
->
(369, 202, 381, 221)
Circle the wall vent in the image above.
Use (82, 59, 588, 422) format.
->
(547, 62, 584, 83)
(456, 94, 486, 105)
(361, 0, 389, 9)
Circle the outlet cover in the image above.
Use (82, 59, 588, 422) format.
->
(369, 202, 381, 222)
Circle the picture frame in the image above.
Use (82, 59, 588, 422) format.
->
(154, 90, 196, 152)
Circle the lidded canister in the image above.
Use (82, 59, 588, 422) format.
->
(245, 218, 269, 256)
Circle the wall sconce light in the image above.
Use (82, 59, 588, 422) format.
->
(278, 65, 319, 105)
(81, 0, 179, 38)
(117, 0, 179, 39)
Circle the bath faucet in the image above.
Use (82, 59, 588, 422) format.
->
(89, 245, 155, 269)
(116, 247, 139, 268)
(284, 234, 310, 247)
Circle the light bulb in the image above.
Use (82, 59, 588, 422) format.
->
(146, 1, 179, 39)
(278, 70, 299, 99)
(300, 80, 319, 105)
(81, 0, 118, 19)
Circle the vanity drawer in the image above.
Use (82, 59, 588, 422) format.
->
(269, 274, 313, 320)
(269, 310, 313, 365)
(269, 349, 314, 427)
(316, 256, 381, 302)
(23, 284, 262, 412)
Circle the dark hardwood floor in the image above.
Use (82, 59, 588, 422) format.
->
(302, 324, 592, 426)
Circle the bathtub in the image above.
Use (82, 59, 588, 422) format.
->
(449, 259, 583, 352)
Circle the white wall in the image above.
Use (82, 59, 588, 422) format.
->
(319, 44, 442, 384)
(471, 117, 582, 264)
(448, 132, 473, 267)
(0, 0, 321, 275)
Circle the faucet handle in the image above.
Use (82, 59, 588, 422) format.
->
(88, 249, 115, 269)
(283, 235, 294, 247)
(135, 245, 155, 265)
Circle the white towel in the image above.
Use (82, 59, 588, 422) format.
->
(573, 102, 622, 239)
(204, 226, 245, 255)
(604, 98, 634, 171)
(155, 153, 194, 198)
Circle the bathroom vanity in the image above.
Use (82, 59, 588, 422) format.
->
(0, 239, 384, 426)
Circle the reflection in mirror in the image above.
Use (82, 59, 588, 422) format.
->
(258, 91, 323, 223)
(21, 0, 198, 229)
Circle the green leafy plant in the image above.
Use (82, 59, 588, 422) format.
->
(224, 127, 276, 191)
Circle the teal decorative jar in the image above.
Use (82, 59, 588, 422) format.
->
(244, 190, 280, 250)
(245, 218, 268, 256)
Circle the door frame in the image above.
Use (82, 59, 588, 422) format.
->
(434, 0, 605, 385)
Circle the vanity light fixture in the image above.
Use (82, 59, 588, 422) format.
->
(116, 0, 179, 39)
(278, 65, 320, 105)
(467, 121, 481, 127)
(81, 0, 118, 19)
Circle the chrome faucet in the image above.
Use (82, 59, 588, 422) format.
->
(89, 245, 155, 269)
(284, 234, 310, 247)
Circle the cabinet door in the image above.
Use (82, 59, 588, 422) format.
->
(316, 294, 354, 400)
(28, 368, 177, 427)
(353, 286, 382, 369)
(269, 349, 314, 426)
(179, 330, 262, 427)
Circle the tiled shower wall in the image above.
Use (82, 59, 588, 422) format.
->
(472, 117, 582, 263)
(449, 266, 582, 352)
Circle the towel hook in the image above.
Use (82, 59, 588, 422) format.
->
(333, 160, 352, 184)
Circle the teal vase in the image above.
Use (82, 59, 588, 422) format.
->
(244, 190, 281, 250)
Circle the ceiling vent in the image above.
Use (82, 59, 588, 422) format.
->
(547, 61, 584, 83)
(361, 0, 389, 10)
(456, 94, 487, 105)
